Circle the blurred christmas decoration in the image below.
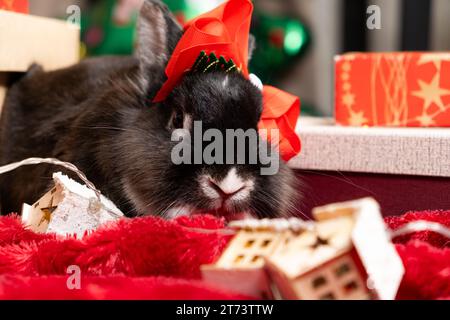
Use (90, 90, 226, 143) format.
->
(81, 0, 142, 57)
(163, 0, 224, 24)
(336, 52, 450, 127)
(249, 8, 309, 83)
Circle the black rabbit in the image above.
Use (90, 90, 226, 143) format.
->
(0, 0, 299, 218)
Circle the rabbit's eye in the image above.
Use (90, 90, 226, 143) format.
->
(171, 110, 184, 129)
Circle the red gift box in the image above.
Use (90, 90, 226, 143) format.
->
(335, 52, 450, 127)
(0, 0, 28, 13)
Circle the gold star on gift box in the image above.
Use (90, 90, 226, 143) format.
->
(412, 74, 450, 111)
(342, 61, 352, 72)
(348, 111, 368, 126)
(342, 93, 355, 108)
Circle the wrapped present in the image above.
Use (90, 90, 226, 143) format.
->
(0, 9, 79, 112)
(0, 0, 28, 13)
(335, 52, 450, 127)
(0, 11, 79, 72)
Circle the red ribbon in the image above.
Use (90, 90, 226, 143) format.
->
(153, 0, 301, 162)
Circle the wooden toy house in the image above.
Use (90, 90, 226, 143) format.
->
(22, 172, 123, 237)
(265, 198, 404, 300)
(264, 211, 368, 299)
(201, 218, 312, 299)
(201, 198, 404, 300)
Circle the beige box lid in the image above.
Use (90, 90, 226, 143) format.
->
(289, 117, 450, 177)
(0, 10, 80, 72)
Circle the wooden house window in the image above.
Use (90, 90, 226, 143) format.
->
(343, 280, 359, 294)
(261, 239, 272, 248)
(312, 275, 327, 289)
(251, 255, 262, 264)
(334, 263, 351, 277)
(245, 240, 255, 248)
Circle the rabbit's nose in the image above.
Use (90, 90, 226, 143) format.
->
(207, 178, 246, 199)
(201, 168, 254, 202)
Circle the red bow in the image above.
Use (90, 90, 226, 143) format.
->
(154, 0, 301, 162)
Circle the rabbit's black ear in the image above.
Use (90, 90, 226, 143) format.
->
(137, 0, 183, 69)
(248, 34, 256, 62)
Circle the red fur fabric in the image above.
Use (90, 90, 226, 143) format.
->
(385, 211, 450, 300)
(0, 211, 448, 300)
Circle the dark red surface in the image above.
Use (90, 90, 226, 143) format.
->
(296, 170, 450, 218)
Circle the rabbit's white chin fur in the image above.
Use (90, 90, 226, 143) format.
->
(164, 205, 194, 219)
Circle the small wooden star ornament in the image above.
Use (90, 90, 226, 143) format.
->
(311, 236, 329, 249)
(38, 197, 57, 227)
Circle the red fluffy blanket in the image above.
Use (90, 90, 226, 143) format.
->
(0, 211, 448, 300)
